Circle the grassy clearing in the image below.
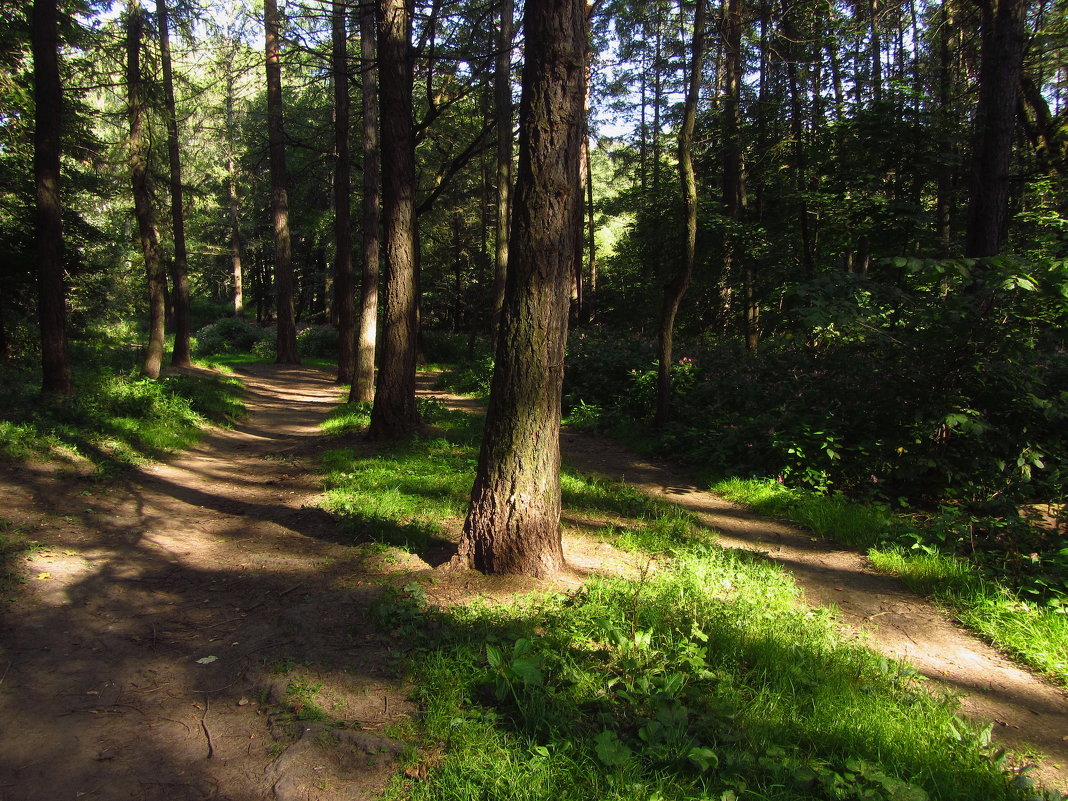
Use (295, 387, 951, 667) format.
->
(0, 361, 245, 470)
(318, 404, 1053, 801)
(711, 477, 1068, 689)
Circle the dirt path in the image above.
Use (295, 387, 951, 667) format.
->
(556, 428, 1068, 791)
(2, 365, 1066, 799)
(0, 365, 414, 801)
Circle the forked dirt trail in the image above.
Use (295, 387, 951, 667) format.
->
(1, 365, 1066, 800)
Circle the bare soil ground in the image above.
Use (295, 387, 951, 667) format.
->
(0, 364, 1065, 800)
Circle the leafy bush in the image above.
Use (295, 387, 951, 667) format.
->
(296, 324, 338, 358)
(193, 317, 268, 356)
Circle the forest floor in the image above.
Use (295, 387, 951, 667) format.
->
(0, 363, 1066, 800)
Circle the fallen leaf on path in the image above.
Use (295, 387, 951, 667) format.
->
(36, 573, 52, 580)
(195, 655, 218, 664)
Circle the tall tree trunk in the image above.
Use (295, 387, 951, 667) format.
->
(352, 0, 380, 403)
(964, 0, 1028, 257)
(655, 0, 705, 427)
(368, 0, 420, 438)
(455, 0, 587, 578)
(224, 61, 244, 316)
(157, 0, 191, 368)
(265, 0, 300, 363)
(127, 0, 166, 379)
(935, 0, 956, 256)
(32, 0, 72, 395)
(333, 0, 356, 384)
(490, 0, 514, 347)
(585, 138, 596, 323)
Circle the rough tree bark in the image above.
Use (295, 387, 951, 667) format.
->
(32, 0, 72, 395)
(264, 0, 300, 363)
(490, 0, 514, 347)
(127, 0, 166, 379)
(351, 0, 380, 403)
(157, 0, 191, 368)
(367, 0, 420, 438)
(333, 0, 356, 384)
(964, 0, 1028, 257)
(655, 0, 705, 427)
(454, 0, 586, 578)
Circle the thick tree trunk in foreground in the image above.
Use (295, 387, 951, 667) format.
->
(157, 0, 191, 368)
(32, 0, 72, 395)
(489, 0, 513, 346)
(127, 1, 166, 379)
(265, 0, 300, 363)
(964, 0, 1027, 258)
(368, 0, 420, 438)
(352, 1, 380, 404)
(655, 0, 705, 427)
(454, 0, 586, 578)
(333, 0, 355, 384)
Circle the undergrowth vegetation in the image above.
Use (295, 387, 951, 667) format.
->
(317, 400, 1059, 801)
(0, 340, 244, 470)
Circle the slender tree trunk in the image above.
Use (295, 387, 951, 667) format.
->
(352, 0, 380, 403)
(333, 0, 356, 384)
(490, 0, 514, 347)
(936, 0, 955, 256)
(368, 0, 420, 438)
(455, 0, 586, 578)
(127, 1, 165, 379)
(655, 0, 705, 427)
(264, 0, 300, 363)
(652, 2, 663, 193)
(585, 139, 596, 322)
(870, 0, 883, 101)
(32, 0, 72, 395)
(223, 63, 244, 316)
(157, 0, 191, 368)
(964, 0, 1028, 257)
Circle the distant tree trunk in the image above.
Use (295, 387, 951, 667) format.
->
(655, 0, 705, 427)
(333, 0, 356, 384)
(368, 0, 420, 438)
(223, 59, 244, 316)
(32, 0, 72, 395)
(585, 139, 596, 323)
(935, 0, 956, 256)
(157, 0, 191, 368)
(454, 0, 586, 578)
(964, 0, 1028, 257)
(264, 0, 300, 363)
(490, 0, 513, 346)
(352, 0, 380, 404)
(127, 0, 166, 379)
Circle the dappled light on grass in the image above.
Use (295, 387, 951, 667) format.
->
(382, 544, 1033, 801)
(314, 399, 1049, 800)
(0, 363, 245, 470)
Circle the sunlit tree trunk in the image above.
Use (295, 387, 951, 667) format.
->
(264, 0, 299, 363)
(655, 0, 705, 426)
(333, 0, 356, 384)
(455, 0, 586, 578)
(352, 0, 380, 403)
(157, 0, 191, 368)
(127, 0, 165, 379)
(368, 0, 420, 438)
(32, 0, 72, 394)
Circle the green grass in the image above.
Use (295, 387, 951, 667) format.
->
(710, 477, 1068, 690)
(317, 403, 1054, 801)
(0, 361, 245, 470)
